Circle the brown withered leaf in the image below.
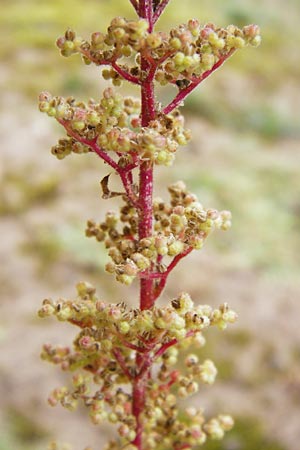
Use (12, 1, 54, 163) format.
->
(100, 174, 124, 199)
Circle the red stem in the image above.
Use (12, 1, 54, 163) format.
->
(138, 330, 196, 378)
(163, 49, 236, 115)
(138, 0, 156, 313)
(132, 372, 147, 448)
(153, 247, 193, 300)
(139, 0, 154, 32)
(111, 61, 141, 85)
(132, 3, 156, 449)
(58, 120, 139, 207)
(129, 0, 139, 13)
(113, 348, 133, 380)
(153, 0, 171, 23)
(79, 48, 140, 85)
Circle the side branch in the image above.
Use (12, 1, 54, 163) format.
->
(129, 0, 139, 13)
(58, 120, 139, 207)
(138, 330, 195, 378)
(154, 330, 195, 360)
(79, 48, 140, 85)
(153, 247, 193, 300)
(163, 49, 236, 115)
(113, 348, 133, 380)
(153, 0, 171, 23)
(58, 119, 119, 170)
(111, 61, 141, 85)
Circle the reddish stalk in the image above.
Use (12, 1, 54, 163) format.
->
(79, 48, 141, 85)
(111, 61, 141, 85)
(138, 0, 156, 312)
(113, 348, 133, 380)
(153, 247, 193, 300)
(58, 120, 139, 207)
(132, 2, 156, 449)
(163, 49, 236, 115)
(153, 0, 171, 23)
(129, 0, 139, 13)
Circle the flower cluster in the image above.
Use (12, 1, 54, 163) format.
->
(156, 22, 261, 85)
(38, 284, 237, 346)
(38, 89, 190, 166)
(86, 181, 231, 285)
(39, 2, 261, 449)
(39, 283, 236, 449)
(54, 20, 260, 89)
(142, 401, 234, 449)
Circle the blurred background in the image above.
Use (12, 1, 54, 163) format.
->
(0, 0, 300, 449)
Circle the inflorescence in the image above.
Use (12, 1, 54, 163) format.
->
(55, 19, 260, 86)
(86, 180, 231, 287)
(38, 3, 260, 449)
(39, 283, 237, 449)
(39, 88, 190, 166)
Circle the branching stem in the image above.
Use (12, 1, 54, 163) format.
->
(153, 247, 193, 300)
(58, 120, 139, 207)
(79, 48, 140, 85)
(113, 348, 133, 380)
(129, 0, 139, 13)
(153, 0, 171, 23)
(163, 49, 236, 114)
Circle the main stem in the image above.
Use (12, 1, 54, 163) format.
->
(138, 0, 155, 312)
(132, 2, 156, 449)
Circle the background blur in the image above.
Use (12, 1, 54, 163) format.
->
(0, 1, 300, 449)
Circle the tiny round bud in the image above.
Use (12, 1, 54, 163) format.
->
(218, 414, 234, 431)
(72, 121, 85, 131)
(168, 240, 184, 256)
(185, 354, 199, 367)
(178, 387, 188, 398)
(146, 33, 162, 49)
(119, 321, 130, 334)
(251, 35, 262, 47)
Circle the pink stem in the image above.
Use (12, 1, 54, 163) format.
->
(137, 330, 195, 376)
(138, 162, 154, 311)
(139, 0, 154, 32)
(111, 61, 141, 85)
(129, 0, 139, 13)
(58, 120, 139, 207)
(123, 341, 150, 353)
(79, 49, 140, 85)
(132, 372, 147, 448)
(113, 348, 133, 380)
(163, 49, 236, 115)
(138, 0, 156, 313)
(153, 0, 171, 23)
(131, 3, 156, 449)
(153, 247, 193, 300)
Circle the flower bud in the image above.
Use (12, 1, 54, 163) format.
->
(65, 28, 76, 41)
(172, 292, 194, 314)
(218, 414, 234, 431)
(204, 419, 225, 440)
(185, 354, 199, 367)
(146, 33, 162, 49)
(243, 24, 260, 38)
(251, 35, 262, 47)
(168, 240, 184, 256)
(198, 359, 217, 384)
(116, 274, 134, 285)
(170, 37, 182, 49)
(72, 121, 85, 131)
(118, 321, 130, 334)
